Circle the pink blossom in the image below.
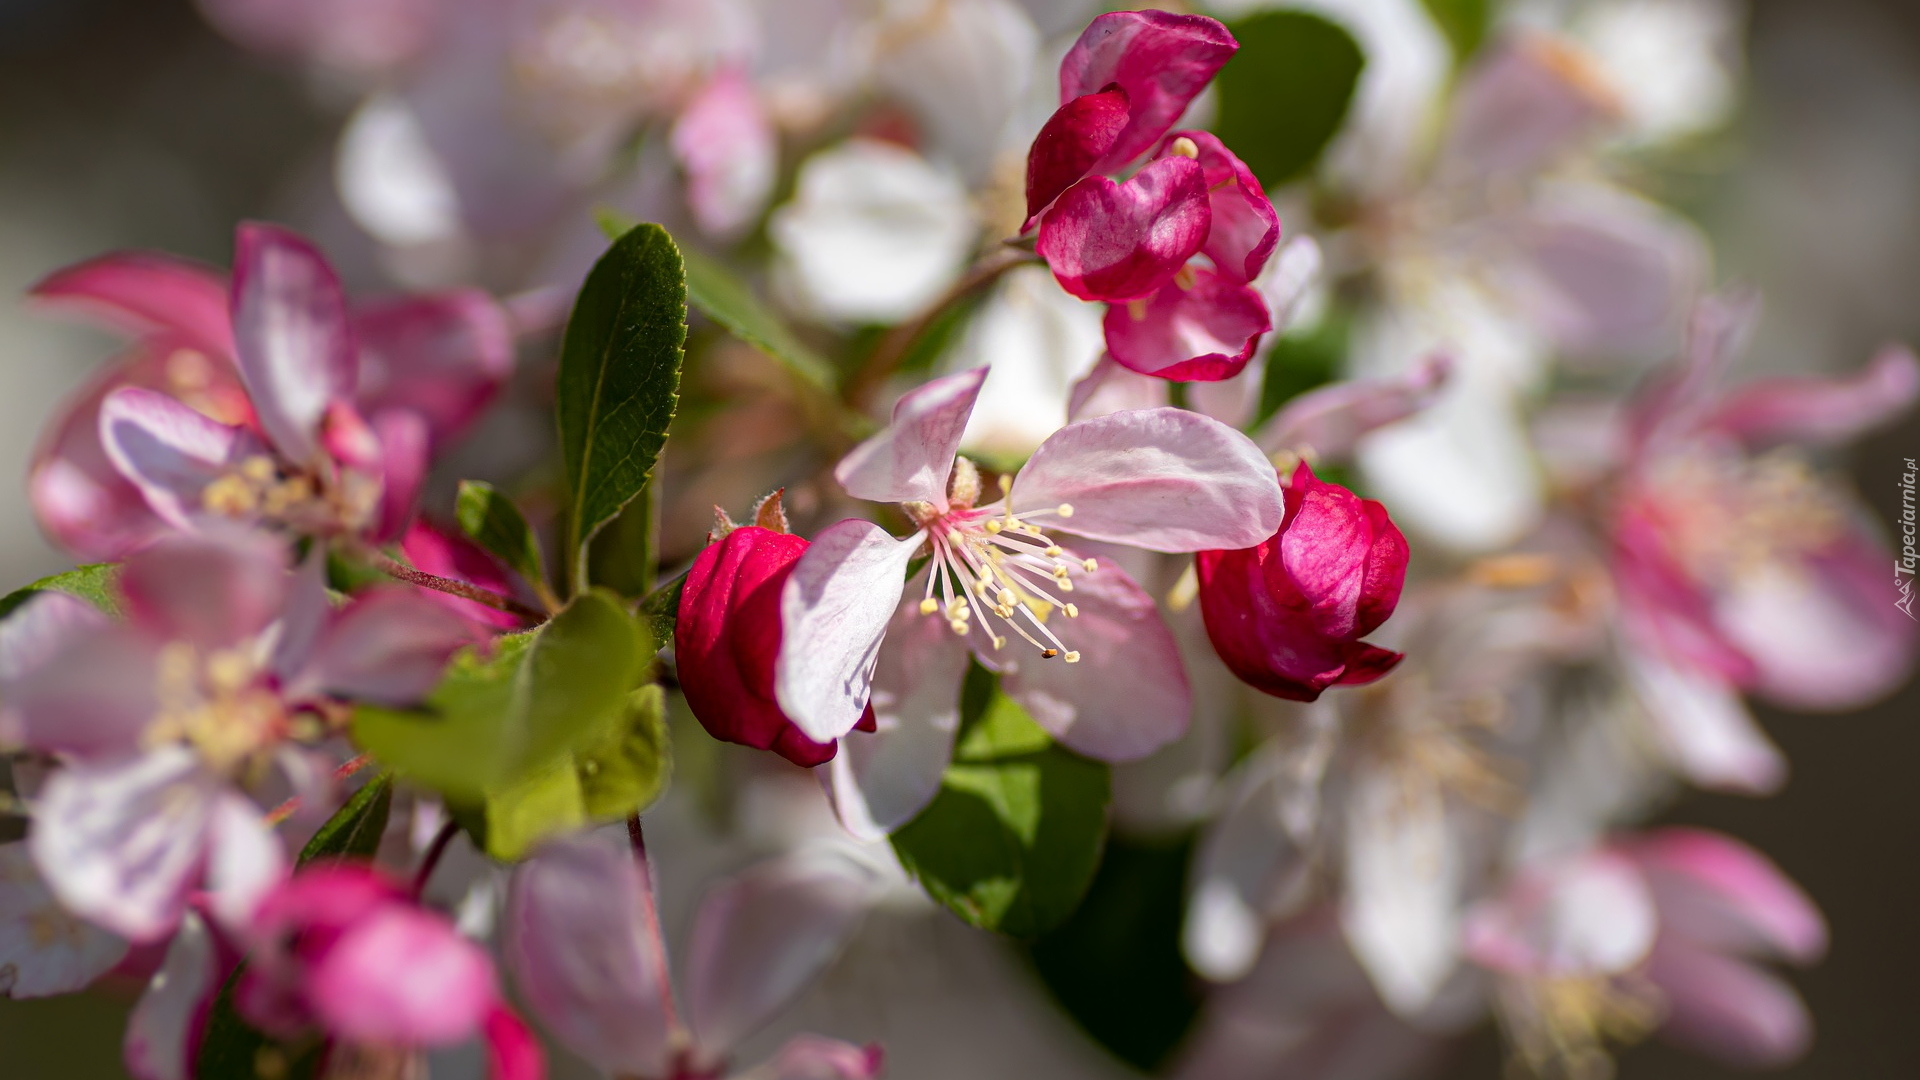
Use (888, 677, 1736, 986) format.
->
(1, 527, 472, 941)
(504, 835, 879, 1080)
(28, 223, 511, 559)
(776, 367, 1285, 836)
(1610, 297, 1919, 793)
(237, 864, 541, 1079)
(1196, 462, 1409, 702)
(1056, 10, 1239, 175)
(1036, 153, 1212, 303)
(1464, 828, 1826, 1072)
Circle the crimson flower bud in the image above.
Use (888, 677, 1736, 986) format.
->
(677, 526, 870, 767)
(1196, 462, 1408, 701)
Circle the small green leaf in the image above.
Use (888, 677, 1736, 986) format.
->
(1421, 0, 1491, 65)
(682, 246, 839, 394)
(1214, 10, 1366, 186)
(0, 563, 120, 620)
(890, 663, 1110, 939)
(557, 222, 687, 591)
(296, 774, 393, 865)
(577, 685, 671, 820)
(353, 590, 649, 802)
(585, 480, 658, 599)
(455, 480, 546, 590)
(482, 757, 588, 862)
(637, 570, 688, 647)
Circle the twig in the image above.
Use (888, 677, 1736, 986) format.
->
(412, 819, 461, 898)
(368, 551, 546, 623)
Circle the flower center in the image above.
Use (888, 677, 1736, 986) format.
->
(1496, 973, 1664, 1080)
(906, 464, 1093, 664)
(1637, 448, 1845, 586)
(201, 454, 381, 536)
(146, 640, 289, 778)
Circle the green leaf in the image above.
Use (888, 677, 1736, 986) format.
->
(472, 684, 670, 860)
(1421, 0, 1491, 65)
(557, 222, 687, 591)
(890, 663, 1110, 938)
(353, 589, 649, 802)
(682, 246, 838, 394)
(0, 563, 120, 620)
(296, 774, 393, 865)
(585, 480, 658, 599)
(455, 480, 546, 590)
(1214, 10, 1366, 186)
(637, 570, 688, 647)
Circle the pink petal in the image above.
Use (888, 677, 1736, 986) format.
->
(1462, 849, 1656, 979)
(98, 387, 251, 531)
(483, 1005, 548, 1080)
(3, 626, 158, 759)
(1065, 354, 1169, 422)
(268, 547, 333, 686)
(1175, 131, 1279, 284)
(1705, 344, 1920, 448)
(1277, 463, 1402, 641)
(998, 555, 1188, 761)
(685, 850, 875, 1057)
(1645, 940, 1813, 1067)
(0, 589, 110, 686)
(1102, 269, 1269, 381)
(835, 367, 986, 508)
(372, 408, 430, 542)
(1440, 33, 1616, 180)
(672, 69, 779, 239)
(776, 521, 923, 743)
(503, 836, 673, 1078)
(123, 913, 217, 1080)
(353, 291, 514, 447)
(288, 589, 474, 707)
(1622, 647, 1786, 795)
(230, 223, 357, 465)
(1011, 407, 1285, 552)
(761, 1035, 885, 1080)
(1036, 157, 1210, 303)
(400, 521, 530, 631)
(0, 842, 131, 998)
(824, 588, 969, 839)
(30, 748, 221, 942)
(202, 793, 288, 934)
(308, 904, 498, 1045)
(1059, 10, 1238, 172)
(120, 526, 290, 649)
(1025, 86, 1132, 228)
(1257, 354, 1452, 458)
(30, 251, 235, 358)
(1621, 828, 1827, 963)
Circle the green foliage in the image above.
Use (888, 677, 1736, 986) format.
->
(0, 563, 120, 620)
(890, 663, 1110, 939)
(585, 481, 658, 600)
(557, 221, 687, 591)
(637, 569, 687, 648)
(297, 773, 393, 864)
(1028, 834, 1204, 1072)
(1421, 0, 1492, 66)
(455, 480, 546, 591)
(1214, 10, 1366, 186)
(681, 245, 839, 393)
(352, 589, 649, 805)
(478, 685, 671, 860)
(1255, 309, 1351, 429)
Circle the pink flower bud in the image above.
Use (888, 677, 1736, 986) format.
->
(1196, 463, 1408, 700)
(678, 526, 871, 768)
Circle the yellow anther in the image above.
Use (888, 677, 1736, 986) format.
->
(996, 604, 1014, 618)
(1058, 580, 1074, 592)
(998, 473, 1012, 493)
(985, 519, 1003, 534)
(920, 598, 940, 615)
(202, 475, 260, 518)
(1064, 603, 1080, 618)
(1082, 558, 1098, 572)
(1044, 545, 1063, 557)
(949, 619, 970, 635)
(1056, 503, 1074, 518)
(1041, 648, 1059, 659)
(1064, 651, 1081, 663)
(1169, 136, 1199, 159)
(204, 650, 254, 695)
(1053, 566, 1070, 580)
(991, 636, 1007, 650)
(239, 456, 277, 483)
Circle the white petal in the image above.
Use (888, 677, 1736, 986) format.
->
(950, 265, 1105, 459)
(1339, 771, 1462, 1017)
(777, 521, 923, 742)
(0, 843, 129, 998)
(1623, 646, 1786, 794)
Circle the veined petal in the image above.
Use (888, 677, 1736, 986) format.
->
(778, 521, 923, 743)
(287, 589, 474, 707)
(1258, 354, 1452, 459)
(1174, 131, 1279, 284)
(1059, 10, 1238, 171)
(503, 836, 673, 1079)
(1066, 355, 1168, 422)
(825, 591, 969, 840)
(1102, 270, 1269, 382)
(0, 842, 130, 998)
(353, 291, 513, 448)
(835, 367, 986, 508)
(30, 251, 235, 358)
(1012, 407, 1284, 552)
(998, 556, 1188, 761)
(685, 849, 876, 1058)
(123, 912, 217, 1080)
(1036, 157, 1210, 303)
(30, 748, 221, 942)
(231, 223, 356, 464)
(98, 387, 251, 531)
(1025, 87, 1131, 228)
(120, 525, 290, 650)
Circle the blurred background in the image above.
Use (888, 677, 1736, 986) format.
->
(0, 0, 1914, 1076)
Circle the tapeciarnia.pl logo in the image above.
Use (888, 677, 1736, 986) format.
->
(1898, 457, 1917, 620)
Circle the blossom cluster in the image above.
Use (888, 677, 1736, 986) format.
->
(0, 3, 1913, 1080)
